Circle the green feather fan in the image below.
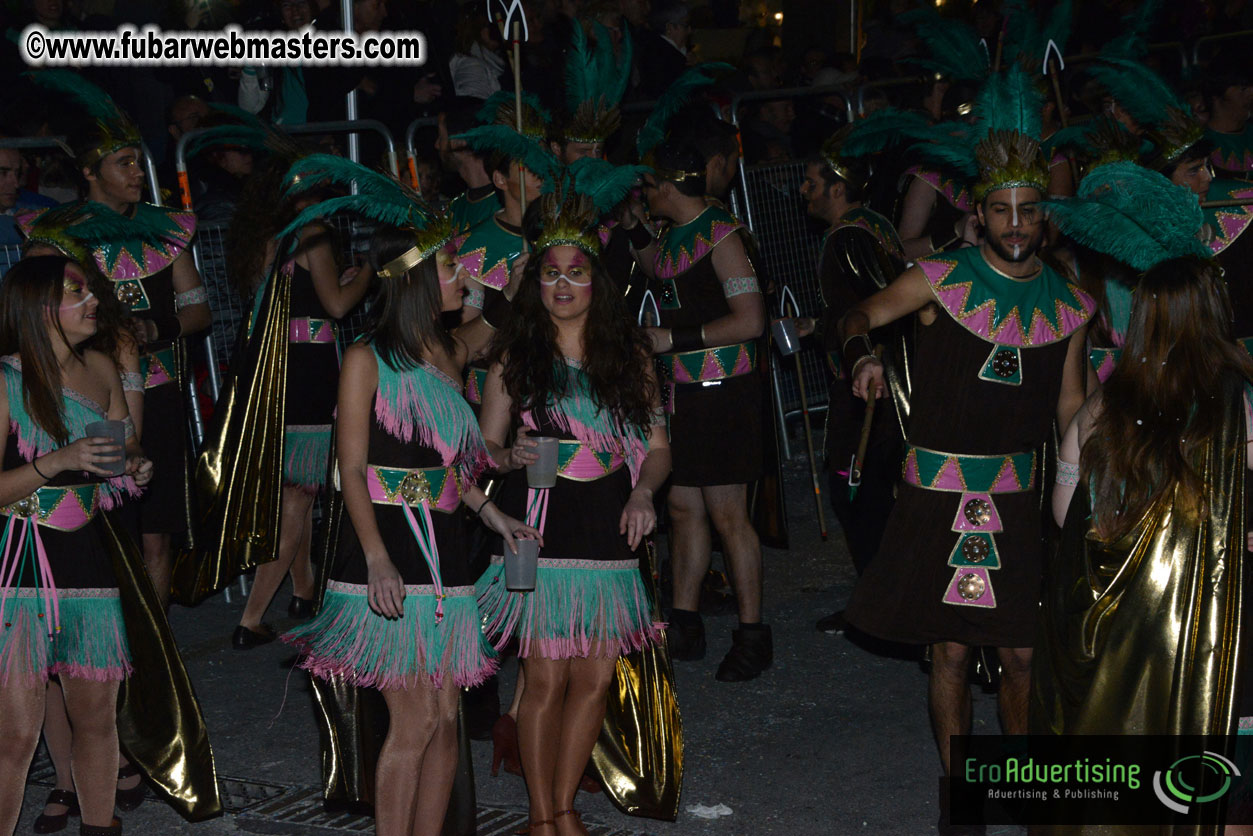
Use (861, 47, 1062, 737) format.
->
(1085, 57, 1184, 127)
(899, 8, 989, 82)
(635, 62, 734, 158)
(185, 125, 271, 159)
(1004, 0, 1072, 71)
(27, 70, 128, 125)
(278, 154, 433, 240)
(454, 125, 560, 181)
(567, 157, 647, 213)
(840, 108, 933, 159)
(565, 20, 632, 113)
(477, 90, 552, 127)
(1042, 161, 1209, 271)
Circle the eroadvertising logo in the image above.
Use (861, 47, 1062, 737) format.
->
(951, 735, 1252, 826)
(1153, 751, 1241, 815)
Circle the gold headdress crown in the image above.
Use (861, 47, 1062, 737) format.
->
(820, 127, 867, 192)
(1146, 107, 1206, 168)
(974, 130, 1050, 202)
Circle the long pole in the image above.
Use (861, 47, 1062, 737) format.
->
(512, 20, 527, 225)
(1201, 197, 1253, 208)
(783, 295, 826, 539)
(848, 346, 882, 501)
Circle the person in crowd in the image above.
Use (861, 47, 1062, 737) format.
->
(794, 138, 906, 634)
(437, 99, 501, 234)
(0, 254, 153, 836)
(633, 139, 771, 682)
(636, 1, 690, 98)
(450, 9, 507, 101)
(743, 99, 796, 164)
(24, 72, 210, 611)
(0, 143, 57, 249)
(237, 0, 318, 125)
(1202, 57, 1253, 177)
(840, 70, 1091, 835)
(476, 173, 670, 836)
(281, 158, 536, 836)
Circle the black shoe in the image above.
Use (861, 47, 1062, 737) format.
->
(287, 596, 314, 619)
(666, 619, 706, 661)
(715, 624, 772, 682)
(79, 818, 122, 836)
(114, 763, 144, 812)
(232, 624, 276, 650)
(815, 611, 846, 634)
(33, 789, 79, 833)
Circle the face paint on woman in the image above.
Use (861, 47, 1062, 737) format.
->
(539, 249, 592, 286)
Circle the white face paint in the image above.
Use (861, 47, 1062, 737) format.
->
(59, 291, 95, 310)
(1009, 192, 1022, 260)
(539, 272, 592, 287)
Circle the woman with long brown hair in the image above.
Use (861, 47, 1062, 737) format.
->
(476, 185, 671, 835)
(0, 254, 153, 836)
(1035, 254, 1253, 744)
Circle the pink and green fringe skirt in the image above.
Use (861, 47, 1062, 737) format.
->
(283, 424, 332, 492)
(476, 557, 664, 659)
(282, 581, 497, 690)
(0, 588, 131, 687)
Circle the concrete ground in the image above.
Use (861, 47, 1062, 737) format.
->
(17, 452, 1018, 836)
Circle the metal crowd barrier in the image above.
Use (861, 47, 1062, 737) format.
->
(1193, 29, 1253, 66)
(403, 117, 440, 189)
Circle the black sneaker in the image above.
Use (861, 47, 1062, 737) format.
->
(666, 619, 706, 661)
(715, 624, 772, 681)
(815, 611, 846, 634)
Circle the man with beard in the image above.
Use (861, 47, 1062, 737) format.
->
(794, 139, 906, 634)
(839, 112, 1092, 833)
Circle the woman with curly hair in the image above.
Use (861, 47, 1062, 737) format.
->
(476, 195, 671, 835)
(0, 254, 153, 836)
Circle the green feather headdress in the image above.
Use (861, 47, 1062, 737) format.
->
(838, 108, 933, 160)
(899, 8, 989, 82)
(1041, 161, 1209, 272)
(21, 200, 180, 264)
(562, 21, 633, 144)
(909, 65, 1049, 199)
(1004, 0, 1072, 73)
(453, 125, 560, 183)
(476, 91, 551, 141)
(185, 103, 306, 163)
(534, 157, 648, 254)
(635, 62, 734, 159)
(1085, 57, 1184, 128)
(1103, 0, 1160, 59)
(279, 154, 453, 280)
(28, 70, 141, 166)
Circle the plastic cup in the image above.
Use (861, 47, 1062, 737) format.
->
(505, 539, 539, 591)
(84, 420, 127, 477)
(526, 436, 559, 489)
(771, 317, 801, 356)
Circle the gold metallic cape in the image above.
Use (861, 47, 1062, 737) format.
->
(1031, 383, 1246, 834)
(170, 260, 291, 604)
(102, 511, 221, 820)
(590, 541, 684, 820)
(306, 480, 479, 836)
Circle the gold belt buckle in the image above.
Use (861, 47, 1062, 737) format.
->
(3, 494, 39, 518)
(395, 471, 433, 506)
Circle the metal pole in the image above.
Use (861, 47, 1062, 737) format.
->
(341, 0, 359, 166)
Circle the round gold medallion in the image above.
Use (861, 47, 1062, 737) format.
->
(397, 472, 433, 506)
(963, 498, 993, 527)
(992, 349, 1019, 379)
(960, 536, 990, 563)
(957, 572, 986, 601)
(116, 281, 143, 308)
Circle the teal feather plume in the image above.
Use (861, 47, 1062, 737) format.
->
(453, 125, 560, 181)
(1103, 0, 1160, 58)
(477, 90, 551, 127)
(568, 157, 647, 213)
(1086, 57, 1183, 127)
(1042, 161, 1208, 271)
(1004, 0, 1072, 70)
(278, 195, 418, 242)
(27, 70, 127, 124)
(976, 64, 1043, 138)
(278, 154, 434, 240)
(899, 9, 989, 82)
(635, 62, 734, 158)
(185, 125, 270, 159)
(840, 108, 933, 159)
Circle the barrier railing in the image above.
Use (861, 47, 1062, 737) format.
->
(1192, 29, 1253, 67)
(403, 117, 440, 189)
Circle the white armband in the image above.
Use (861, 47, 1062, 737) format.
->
(1056, 457, 1079, 487)
(723, 276, 760, 298)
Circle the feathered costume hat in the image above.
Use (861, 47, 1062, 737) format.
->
(279, 154, 455, 281)
(635, 62, 734, 169)
(561, 21, 632, 145)
(1042, 161, 1210, 272)
(476, 90, 551, 141)
(898, 8, 990, 83)
(533, 157, 649, 255)
(1085, 57, 1203, 166)
(21, 200, 172, 265)
(910, 64, 1050, 202)
(455, 92, 559, 182)
(28, 70, 142, 167)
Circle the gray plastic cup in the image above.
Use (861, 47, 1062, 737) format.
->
(771, 317, 800, 356)
(85, 420, 127, 477)
(505, 539, 539, 591)
(526, 436, 559, 488)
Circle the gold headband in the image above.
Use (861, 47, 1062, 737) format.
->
(376, 245, 426, 280)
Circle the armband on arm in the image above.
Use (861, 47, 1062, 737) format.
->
(174, 287, 207, 311)
(669, 325, 704, 353)
(120, 371, 144, 392)
(1055, 457, 1080, 488)
(463, 285, 485, 311)
(723, 276, 760, 298)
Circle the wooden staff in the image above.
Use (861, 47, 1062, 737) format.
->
(511, 20, 527, 220)
(848, 346, 883, 502)
(1044, 42, 1081, 189)
(1202, 197, 1253, 209)
(782, 297, 826, 539)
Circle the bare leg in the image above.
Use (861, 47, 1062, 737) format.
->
(929, 641, 973, 776)
(141, 532, 172, 610)
(0, 681, 45, 834)
(995, 646, 1032, 735)
(240, 487, 314, 630)
(41, 680, 76, 815)
(287, 491, 316, 600)
(408, 681, 460, 836)
(60, 677, 121, 828)
(518, 657, 570, 831)
(667, 486, 711, 613)
(702, 484, 761, 623)
(552, 654, 616, 836)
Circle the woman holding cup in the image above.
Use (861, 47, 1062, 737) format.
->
(278, 159, 537, 836)
(0, 255, 154, 836)
(476, 178, 671, 836)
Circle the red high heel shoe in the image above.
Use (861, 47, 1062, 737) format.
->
(491, 713, 523, 777)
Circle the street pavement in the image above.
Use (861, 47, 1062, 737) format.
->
(17, 455, 1020, 836)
